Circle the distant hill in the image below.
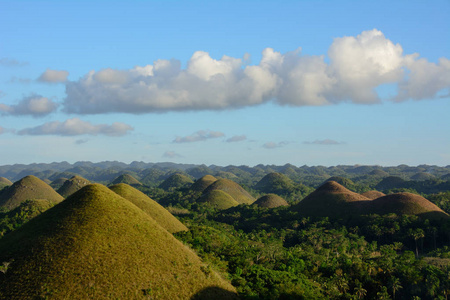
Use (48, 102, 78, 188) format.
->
(159, 173, 194, 190)
(411, 172, 436, 181)
(0, 184, 237, 299)
(255, 172, 295, 194)
(0, 175, 64, 210)
(109, 183, 187, 233)
(254, 194, 289, 208)
(367, 192, 449, 220)
(0, 177, 12, 190)
(361, 190, 386, 200)
(57, 175, 90, 198)
(375, 176, 407, 191)
(111, 173, 142, 186)
(204, 178, 255, 205)
(293, 181, 370, 217)
(369, 169, 390, 177)
(324, 176, 355, 190)
(199, 190, 240, 210)
(191, 175, 218, 193)
(49, 177, 68, 190)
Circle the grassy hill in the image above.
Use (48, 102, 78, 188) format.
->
(0, 177, 12, 190)
(254, 194, 289, 208)
(0, 175, 64, 211)
(367, 192, 449, 220)
(204, 179, 255, 205)
(191, 175, 218, 193)
(293, 181, 370, 217)
(159, 173, 194, 190)
(0, 184, 237, 299)
(199, 190, 240, 210)
(361, 190, 386, 200)
(111, 173, 142, 186)
(255, 172, 295, 194)
(109, 183, 188, 233)
(375, 176, 407, 191)
(49, 177, 68, 190)
(57, 175, 90, 198)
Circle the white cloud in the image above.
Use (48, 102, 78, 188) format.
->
(61, 29, 450, 114)
(263, 141, 289, 149)
(303, 139, 344, 145)
(0, 95, 58, 117)
(226, 135, 247, 142)
(174, 130, 225, 143)
(38, 69, 69, 83)
(0, 58, 28, 67)
(163, 151, 183, 158)
(18, 118, 133, 136)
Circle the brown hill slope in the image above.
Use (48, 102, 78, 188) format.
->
(109, 183, 187, 233)
(0, 184, 237, 299)
(0, 175, 64, 210)
(361, 190, 386, 200)
(191, 175, 218, 193)
(293, 181, 370, 217)
(367, 192, 449, 220)
(57, 175, 90, 198)
(204, 178, 255, 204)
(254, 194, 289, 208)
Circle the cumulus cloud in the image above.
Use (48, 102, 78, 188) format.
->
(61, 29, 450, 114)
(18, 118, 133, 136)
(303, 139, 344, 145)
(37, 69, 69, 83)
(0, 58, 28, 67)
(173, 130, 225, 143)
(163, 151, 183, 158)
(0, 95, 58, 117)
(226, 135, 247, 142)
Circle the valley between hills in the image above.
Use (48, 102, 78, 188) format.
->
(1, 162, 450, 299)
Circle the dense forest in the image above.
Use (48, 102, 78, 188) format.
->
(1, 162, 450, 299)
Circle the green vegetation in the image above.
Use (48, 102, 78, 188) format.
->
(204, 179, 255, 205)
(0, 177, 12, 191)
(159, 173, 194, 191)
(254, 194, 289, 208)
(110, 173, 142, 186)
(199, 190, 240, 210)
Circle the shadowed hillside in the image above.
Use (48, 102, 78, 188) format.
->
(0, 184, 237, 299)
(57, 175, 90, 198)
(254, 194, 289, 208)
(49, 177, 68, 190)
(199, 190, 240, 210)
(111, 173, 142, 186)
(0, 176, 64, 210)
(109, 183, 188, 233)
(191, 175, 218, 193)
(159, 173, 194, 190)
(293, 181, 370, 217)
(204, 179, 255, 205)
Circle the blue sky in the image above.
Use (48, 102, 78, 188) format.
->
(0, 0, 449, 167)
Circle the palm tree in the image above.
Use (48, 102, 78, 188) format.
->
(389, 276, 402, 300)
(354, 280, 367, 299)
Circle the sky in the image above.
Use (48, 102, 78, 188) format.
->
(0, 0, 449, 167)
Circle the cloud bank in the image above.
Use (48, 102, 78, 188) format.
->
(304, 139, 344, 145)
(18, 118, 133, 136)
(226, 135, 247, 142)
(0, 95, 58, 117)
(38, 69, 69, 83)
(163, 151, 183, 158)
(174, 130, 225, 143)
(61, 29, 450, 115)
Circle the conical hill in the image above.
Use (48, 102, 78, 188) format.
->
(367, 192, 449, 220)
(191, 175, 218, 193)
(255, 172, 294, 194)
(109, 183, 187, 233)
(111, 173, 142, 186)
(0, 184, 237, 299)
(159, 173, 194, 190)
(49, 177, 68, 190)
(0, 177, 13, 190)
(293, 181, 370, 217)
(361, 190, 386, 200)
(199, 190, 240, 210)
(204, 178, 255, 205)
(254, 194, 289, 208)
(0, 175, 64, 210)
(57, 175, 90, 198)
